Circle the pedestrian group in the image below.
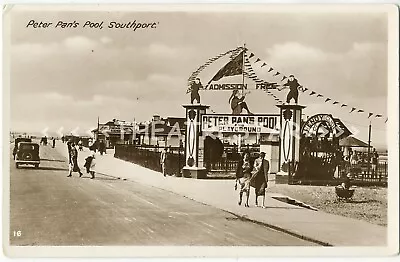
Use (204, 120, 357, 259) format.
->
(236, 151, 270, 208)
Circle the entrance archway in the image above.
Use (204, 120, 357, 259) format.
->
(295, 114, 342, 181)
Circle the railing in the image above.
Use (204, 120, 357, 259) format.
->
(206, 159, 239, 174)
(114, 144, 184, 176)
(338, 161, 388, 185)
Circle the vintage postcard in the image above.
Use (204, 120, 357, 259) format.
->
(2, 3, 399, 258)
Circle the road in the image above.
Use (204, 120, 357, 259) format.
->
(10, 143, 317, 246)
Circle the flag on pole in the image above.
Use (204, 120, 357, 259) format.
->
(317, 94, 323, 98)
(281, 76, 287, 82)
(357, 109, 364, 113)
(375, 114, 383, 118)
(325, 98, 331, 102)
(333, 101, 339, 105)
(341, 104, 348, 107)
(209, 51, 244, 82)
(350, 107, 356, 113)
(261, 62, 267, 67)
(310, 91, 316, 96)
(368, 113, 373, 118)
(255, 58, 261, 63)
(249, 53, 254, 59)
(273, 72, 281, 76)
(268, 67, 274, 72)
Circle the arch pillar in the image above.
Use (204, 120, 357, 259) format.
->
(182, 104, 209, 179)
(276, 104, 306, 184)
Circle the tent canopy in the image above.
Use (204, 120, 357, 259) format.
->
(339, 136, 369, 147)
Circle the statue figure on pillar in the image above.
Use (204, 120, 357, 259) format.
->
(279, 75, 304, 104)
(229, 90, 252, 115)
(190, 78, 202, 104)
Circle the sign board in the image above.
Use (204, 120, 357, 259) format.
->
(201, 114, 280, 133)
(99, 124, 134, 134)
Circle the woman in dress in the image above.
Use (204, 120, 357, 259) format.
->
(67, 143, 84, 178)
(238, 153, 252, 207)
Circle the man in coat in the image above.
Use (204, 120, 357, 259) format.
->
(250, 152, 270, 208)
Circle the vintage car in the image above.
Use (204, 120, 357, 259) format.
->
(12, 137, 32, 159)
(15, 142, 40, 168)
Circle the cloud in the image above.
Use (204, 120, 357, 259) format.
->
(147, 43, 179, 57)
(63, 36, 98, 52)
(100, 36, 113, 44)
(265, 42, 332, 65)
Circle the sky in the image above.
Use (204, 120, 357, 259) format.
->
(8, 5, 390, 149)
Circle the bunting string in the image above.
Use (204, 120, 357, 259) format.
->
(243, 47, 387, 123)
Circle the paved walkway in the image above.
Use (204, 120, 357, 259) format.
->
(55, 142, 386, 246)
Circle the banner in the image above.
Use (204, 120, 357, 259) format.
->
(201, 114, 280, 133)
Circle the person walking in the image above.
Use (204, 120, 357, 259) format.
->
(160, 147, 167, 177)
(237, 153, 252, 207)
(250, 152, 270, 208)
(84, 151, 96, 179)
(52, 137, 56, 148)
(235, 152, 244, 190)
(99, 140, 106, 155)
(67, 143, 84, 178)
(350, 151, 358, 166)
(371, 149, 379, 178)
(78, 140, 83, 151)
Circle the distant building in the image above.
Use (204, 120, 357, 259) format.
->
(137, 115, 186, 147)
(92, 119, 136, 148)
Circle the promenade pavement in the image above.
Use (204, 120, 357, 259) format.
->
(55, 142, 387, 246)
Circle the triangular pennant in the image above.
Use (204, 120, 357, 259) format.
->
(357, 109, 364, 113)
(310, 91, 316, 96)
(368, 113, 373, 118)
(261, 62, 267, 67)
(281, 76, 287, 82)
(333, 101, 339, 105)
(255, 58, 261, 63)
(341, 104, 348, 107)
(375, 114, 383, 118)
(350, 107, 357, 113)
(317, 94, 323, 98)
(303, 87, 308, 92)
(249, 53, 254, 59)
(268, 67, 274, 72)
(385, 118, 388, 123)
(325, 98, 331, 103)
(273, 72, 281, 76)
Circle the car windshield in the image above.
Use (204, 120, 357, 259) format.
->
(19, 144, 36, 151)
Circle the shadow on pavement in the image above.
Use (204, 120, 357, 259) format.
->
(37, 166, 69, 171)
(40, 158, 66, 163)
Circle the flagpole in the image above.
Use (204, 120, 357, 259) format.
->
(242, 43, 246, 96)
(367, 120, 372, 176)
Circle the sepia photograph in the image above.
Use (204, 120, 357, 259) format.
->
(2, 3, 399, 258)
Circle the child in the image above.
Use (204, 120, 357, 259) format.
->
(84, 152, 96, 179)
